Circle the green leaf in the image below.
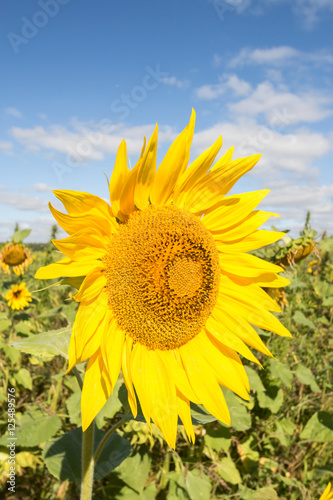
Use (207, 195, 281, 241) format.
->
(116, 483, 157, 500)
(237, 436, 259, 473)
(204, 425, 231, 453)
(293, 311, 315, 330)
(167, 472, 190, 500)
(2, 344, 21, 364)
(300, 412, 333, 442)
(295, 364, 320, 392)
(12, 229, 31, 243)
(95, 380, 123, 428)
(190, 404, 218, 424)
(65, 390, 81, 426)
(240, 486, 278, 499)
(244, 366, 265, 393)
(43, 427, 131, 484)
(185, 468, 211, 500)
(274, 419, 296, 447)
(257, 386, 284, 413)
(12, 327, 71, 360)
(15, 368, 32, 390)
(15, 321, 33, 336)
(222, 389, 252, 432)
(0, 319, 11, 332)
(0, 413, 61, 447)
(216, 456, 242, 485)
(116, 451, 151, 493)
(61, 276, 85, 289)
(269, 358, 293, 387)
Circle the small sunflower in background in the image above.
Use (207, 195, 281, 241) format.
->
(5, 282, 32, 311)
(0, 228, 32, 276)
(320, 483, 333, 500)
(36, 110, 291, 447)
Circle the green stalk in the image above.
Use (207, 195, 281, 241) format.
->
(80, 420, 95, 500)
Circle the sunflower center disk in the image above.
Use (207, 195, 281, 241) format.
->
(104, 206, 220, 350)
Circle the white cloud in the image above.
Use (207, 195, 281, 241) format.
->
(32, 183, 53, 192)
(227, 46, 333, 68)
(160, 76, 190, 89)
(293, 0, 333, 29)
(10, 122, 178, 164)
(0, 141, 14, 154)
(0, 193, 49, 212)
(229, 81, 332, 125)
(5, 107, 23, 118)
(191, 119, 332, 178)
(0, 217, 66, 243)
(195, 74, 252, 100)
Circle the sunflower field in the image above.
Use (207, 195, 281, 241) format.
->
(0, 217, 332, 500)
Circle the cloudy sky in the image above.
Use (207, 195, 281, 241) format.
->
(1, 0, 332, 242)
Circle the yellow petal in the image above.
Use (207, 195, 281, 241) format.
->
(180, 339, 231, 425)
(122, 336, 137, 417)
(210, 145, 234, 171)
(183, 154, 261, 213)
(218, 274, 281, 312)
(192, 331, 250, 399)
(213, 211, 279, 242)
(150, 109, 196, 206)
(52, 228, 107, 261)
(173, 136, 222, 207)
(157, 349, 200, 404)
(119, 163, 139, 216)
(53, 190, 113, 218)
(205, 316, 262, 366)
(223, 271, 290, 288)
(69, 291, 108, 369)
(217, 293, 291, 337)
(132, 344, 178, 447)
(203, 190, 270, 231)
(131, 343, 152, 430)
(216, 230, 285, 253)
(110, 139, 130, 219)
(73, 268, 106, 302)
(101, 315, 125, 388)
(49, 202, 117, 237)
(35, 257, 101, 280)
(212, 307, 273, 357)
(219, 252, 284, 278)
(176, 390, 195, 443)
(143, 349, 178, 448)
(134, 124, 158, 210)
(81, 350, 111, 431)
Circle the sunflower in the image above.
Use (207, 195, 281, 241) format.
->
(320, 483, 333, 500)
(0, 242, 32, 275)
(5, 282, 32, 311)
(35, 110, 291, 447)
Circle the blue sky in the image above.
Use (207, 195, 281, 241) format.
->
(1, 0, 333, 242)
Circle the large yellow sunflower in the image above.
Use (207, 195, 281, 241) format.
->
(35, 110, 291, 447)
(5, 282, 32, 311)
(0, 242, 32, 275)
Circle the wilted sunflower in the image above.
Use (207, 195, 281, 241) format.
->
(0, 242, 32, 275)
(36, 110, 291, 447)
(5, 282, 32, 311)
(320, 483, 333, 500)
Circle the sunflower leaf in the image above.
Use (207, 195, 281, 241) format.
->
(12, 327, 72, 360)
(42, 427, 131, 484)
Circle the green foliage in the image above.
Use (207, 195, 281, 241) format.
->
(0, 229, 332, 499)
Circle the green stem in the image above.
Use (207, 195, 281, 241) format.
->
(93, 418, 127, 464)
(73, 366, 83, 390)
(80, 420, 95, 500)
